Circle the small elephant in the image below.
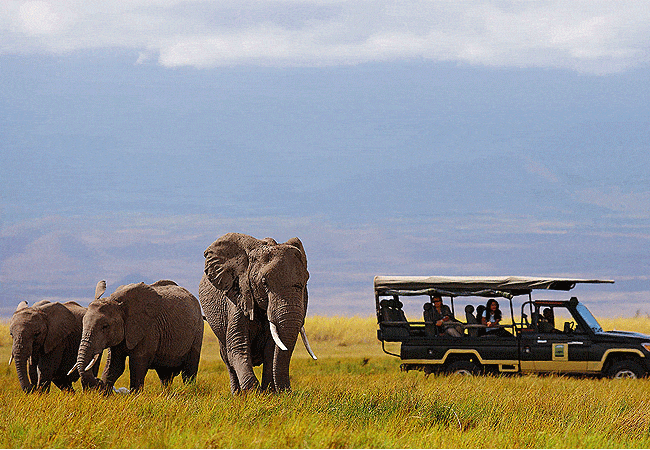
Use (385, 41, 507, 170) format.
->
(199, 232, 317, 394)
(75, 280, 204, 393)
(9, 299, 97, 393)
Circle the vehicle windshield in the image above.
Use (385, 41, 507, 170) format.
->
(575, 303, 603, 333)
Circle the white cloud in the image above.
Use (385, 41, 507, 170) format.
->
(0, 1, 649, 73)
(17, 1, 62, 35)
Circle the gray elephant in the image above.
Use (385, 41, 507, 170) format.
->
(74, 279, 204, 393)
(9, 298, 98, 393)
(199, 232, 317, 394)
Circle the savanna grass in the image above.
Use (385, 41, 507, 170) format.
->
(1, 316, 650, 448)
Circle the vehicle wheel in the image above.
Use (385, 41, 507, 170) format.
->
(446, 360, 480, 376)
(607, 360, 646, 379)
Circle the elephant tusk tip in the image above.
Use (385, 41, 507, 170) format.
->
(67, 364, 79, 376)
(300, 326, 318, 360)
(84, 354, 100, 372)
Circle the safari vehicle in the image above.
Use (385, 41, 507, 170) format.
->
(375, 276, 650, 378)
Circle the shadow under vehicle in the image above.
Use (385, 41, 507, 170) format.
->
(375, 276, 650, 378)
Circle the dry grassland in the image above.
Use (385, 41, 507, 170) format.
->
(1, 316, 649, 448)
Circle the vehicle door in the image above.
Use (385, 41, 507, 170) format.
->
(522, 306, 591, 373)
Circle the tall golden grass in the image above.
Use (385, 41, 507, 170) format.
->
(1, 316, 649, 448)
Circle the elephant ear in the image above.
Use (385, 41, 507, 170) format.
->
(204, 233, 264, 318)
(114, 282, 161, 350)
(39, 302, 76, 354)
(284, 237, 309, 310)
(14, 301, 29, 313)
(285, 237, 307, 261)
(95, 280, 107, 299)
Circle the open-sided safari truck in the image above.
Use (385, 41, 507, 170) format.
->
(375, 276, 650, 378)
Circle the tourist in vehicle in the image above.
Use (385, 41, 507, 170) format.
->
(481, 299, 513, 337)
(543, 308, 555, 326)
(538, 307, 559, 333)
(482, 299, 502, 331)
(464, 304, 479, 337)
(475, 304, 486, 336)
(427, 296, 462, 337)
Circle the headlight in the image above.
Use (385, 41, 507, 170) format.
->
(642, 343, 650, 353)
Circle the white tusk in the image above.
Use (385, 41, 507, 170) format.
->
(269, 322, 288, 351)
(67, 363, 79, 376)
(300, 326, 318, 360)
(8, 354, 13, 366)
(85, 354, 100, 372)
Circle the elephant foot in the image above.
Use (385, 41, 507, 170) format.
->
(235, 386, 264, 397)
(81, 376, 106, 392)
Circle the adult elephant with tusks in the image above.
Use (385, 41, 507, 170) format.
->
(199, 232, 317, 394)
(73, 279, 204, 394)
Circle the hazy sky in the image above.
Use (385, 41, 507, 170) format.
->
(1, 1, 649, 318)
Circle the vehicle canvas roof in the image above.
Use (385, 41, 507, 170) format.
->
(374, 276, 614, 298)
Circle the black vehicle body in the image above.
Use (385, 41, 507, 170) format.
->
(375, 276, 650, 378)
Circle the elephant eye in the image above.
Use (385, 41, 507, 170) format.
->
(102, 323, 110, 330)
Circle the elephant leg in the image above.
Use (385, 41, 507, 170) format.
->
(219, 345, 241, 394)
(36, 363, 55, 393)
(102, 348, 126, 391)
(128, 356, 151, 393)
(261, 338, 275, 392)
(227, 354, 258, 392)
(181, 345, 201, 384)
(156, 367, 176, 387)
(35, 380, 52, 393)
(226, 315, 259, 392)
(53, 378, 74, 393)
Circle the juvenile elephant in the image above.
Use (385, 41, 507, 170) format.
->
(199, 232, 317, 394)
(75, 280, 203, 393)
(9, 299, 98, 393)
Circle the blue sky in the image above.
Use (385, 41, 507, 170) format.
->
(1, 1, 649, 318)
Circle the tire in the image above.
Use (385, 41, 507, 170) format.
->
(446, 360, 480, 376)
(607, 360, 646, 379)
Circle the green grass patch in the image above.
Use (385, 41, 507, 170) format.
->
(1, 316, 650, 447)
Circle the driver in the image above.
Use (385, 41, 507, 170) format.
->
(538, 308, 559, 333)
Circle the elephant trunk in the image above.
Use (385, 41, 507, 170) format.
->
(76, 337, 100, 389)
(271, 315, 302, 392)
(15, 355, 34, 393)
(12, 339, 35, 393)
